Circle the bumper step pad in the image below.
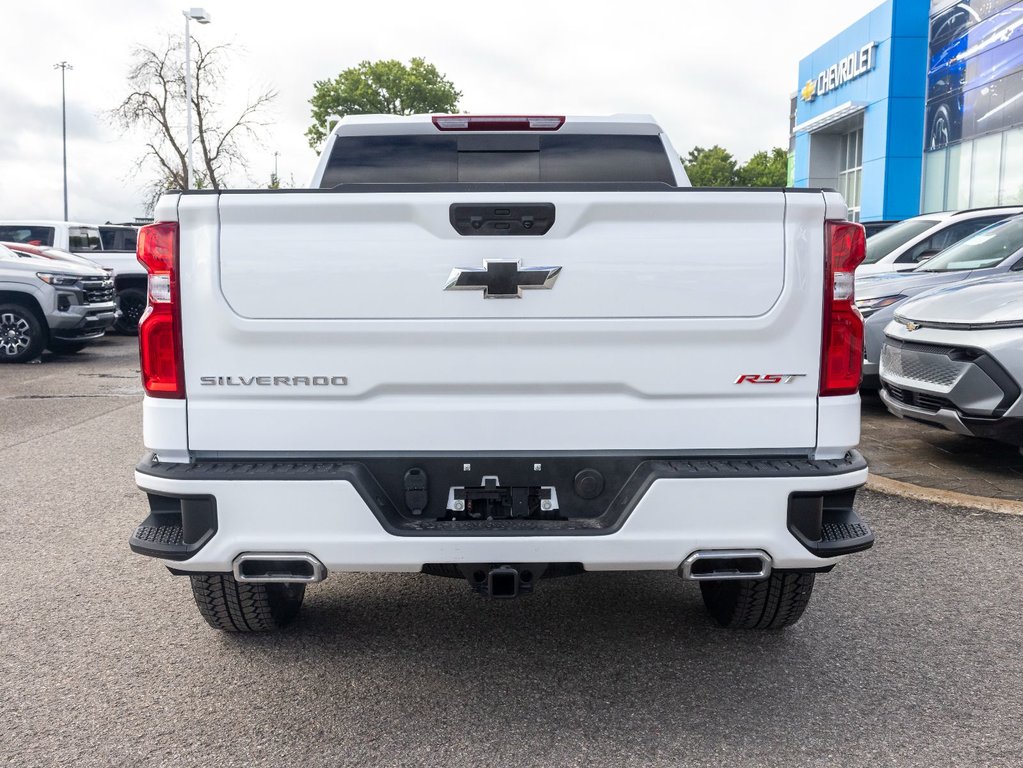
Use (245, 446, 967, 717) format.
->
(129, 494, 217, 561)
(132, 521, 184, 550)
(821, 517, 872, 544)
(788, 490, 875, 557)
(129, 515, 193, 559)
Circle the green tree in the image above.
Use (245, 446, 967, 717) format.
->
(683, 146, 738, 187)
(306, 58, 461, 148)
(737, 147, 789, 187)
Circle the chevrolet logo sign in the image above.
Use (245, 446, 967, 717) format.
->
(444, 259, 561, 298)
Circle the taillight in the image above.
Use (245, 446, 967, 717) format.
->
(432, 115, 565, 131)
(820, 220, 866, 397)
(137, 222, 183, 398)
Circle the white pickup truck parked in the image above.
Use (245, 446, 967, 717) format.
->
(130, 114, 873, 633)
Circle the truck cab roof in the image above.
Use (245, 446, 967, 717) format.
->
(331, 113, 667, 135)
(313, 113, 690, 187)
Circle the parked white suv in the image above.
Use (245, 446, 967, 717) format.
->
(0, 243, 115, 361)
(129, 114, 874, 633)
(857, 207, 1023, 277)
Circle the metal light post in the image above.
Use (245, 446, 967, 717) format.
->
(182, 8, 211, 190)
(54, 61, 73, 221)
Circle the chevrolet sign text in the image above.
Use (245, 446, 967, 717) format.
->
(802, 42, 876, 102)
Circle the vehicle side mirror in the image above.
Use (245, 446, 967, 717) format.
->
(915, 250, 940, 262)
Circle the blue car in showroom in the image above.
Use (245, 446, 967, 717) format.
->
(858, 214, 1023, 388)
(926, 1, 1023, 149)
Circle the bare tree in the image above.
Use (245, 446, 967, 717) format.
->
(111, 36, 276, 208)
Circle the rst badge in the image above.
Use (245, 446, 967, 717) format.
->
(735, 374, 807, 384)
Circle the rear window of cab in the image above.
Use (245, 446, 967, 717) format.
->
(321, 134, 676, 187)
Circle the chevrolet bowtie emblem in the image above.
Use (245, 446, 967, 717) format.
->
(444, 259, 561, 298)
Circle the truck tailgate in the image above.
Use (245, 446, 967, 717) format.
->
(218, 192, 783, 319)
(177, 189, 827, 453)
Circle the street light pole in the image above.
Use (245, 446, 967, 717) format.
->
(182, 8, 211, 190)
(54, 61, 72, 221)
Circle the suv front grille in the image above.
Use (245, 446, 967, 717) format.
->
(81, 278, 115, 305)
(880, 343, 966, 389)
(884, 384, 955, 413)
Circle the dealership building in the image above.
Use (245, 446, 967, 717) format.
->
(791, 0, 1023, 221)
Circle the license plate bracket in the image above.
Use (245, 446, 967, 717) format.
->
(447, 476, 558, 520)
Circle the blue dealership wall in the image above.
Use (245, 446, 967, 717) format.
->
(793, 0, 930, 220)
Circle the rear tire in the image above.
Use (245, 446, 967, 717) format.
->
(0, 303, 46, 363)
(700, 572, 815, 630)
(189, 574, 305, 632)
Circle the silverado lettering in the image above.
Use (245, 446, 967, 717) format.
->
(199, 376, 348, 386)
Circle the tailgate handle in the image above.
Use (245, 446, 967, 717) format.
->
(450, 204, 555, 236)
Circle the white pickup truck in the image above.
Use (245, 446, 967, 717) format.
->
(130, 114, 873, 633)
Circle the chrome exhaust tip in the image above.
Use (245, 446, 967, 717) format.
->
(232, 553, 327, 583)
(680, 550, 772, 581)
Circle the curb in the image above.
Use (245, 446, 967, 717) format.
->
(866, 474, 1023, 516)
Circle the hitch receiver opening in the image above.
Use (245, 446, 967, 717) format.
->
(456, 563, 547, 599)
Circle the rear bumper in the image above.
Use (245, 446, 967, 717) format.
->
(132, 452, 871, 573)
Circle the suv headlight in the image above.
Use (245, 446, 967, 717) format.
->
(855, 294, 904, 318)
(36, 272, 81, 287)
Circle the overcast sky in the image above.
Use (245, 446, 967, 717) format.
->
(1, 0, 885, 223)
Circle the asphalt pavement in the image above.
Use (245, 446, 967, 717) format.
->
(2, 337, 1022, 767)
(861, 391, 1023, 500)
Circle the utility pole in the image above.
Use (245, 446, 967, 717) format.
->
(54, 61, 73, 221)
(182, 8, 212, 190)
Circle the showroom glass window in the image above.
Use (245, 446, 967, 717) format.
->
(921, 1, 1023, 211)
(839, 127, 863, 222)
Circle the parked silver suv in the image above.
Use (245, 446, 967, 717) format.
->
(880, 272, 1023, 447)
(857, 214, 1023, 388)
(0, 243, 116, 362)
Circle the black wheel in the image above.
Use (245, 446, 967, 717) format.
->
(189, 574, 305, 632)
(700, 572, 815, 630)
(113, 287, 147, 334)
(0, 303, 46, 363)
(47, 340, 89, 355)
